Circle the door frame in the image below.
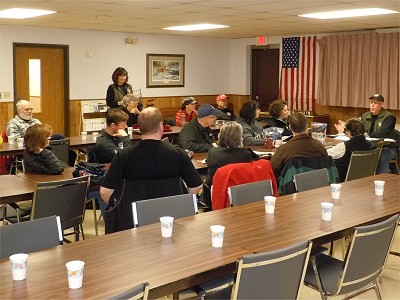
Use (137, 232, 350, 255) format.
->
(13, 43, 70, 136)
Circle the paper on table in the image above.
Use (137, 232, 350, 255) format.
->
(197, 159, 207, 164)
(254, 151, 274, 156)
(334, 136, 349, 141)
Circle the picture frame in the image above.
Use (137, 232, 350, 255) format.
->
(146, 54, 185, 88)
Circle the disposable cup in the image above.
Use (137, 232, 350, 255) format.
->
(17, 138, 24, 148)
(264, 196, 276, 214)
(330, 184, 342, 199)
(81, 132, 87, 140)
(66, 260, 85, 289)
(160, 216, 174, 238)
(210, 225, 225, 248)
(374, 180, 385, 196)
(321, 202, 334, 221)
(8, 138, 15, 145)
(127, 127, 133, 135)
(9, 253, 29, 281)
(92, 132, 99, 141)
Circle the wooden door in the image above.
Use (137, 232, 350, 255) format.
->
(251, 48, 280, 111)
(13, 44, 69, 136)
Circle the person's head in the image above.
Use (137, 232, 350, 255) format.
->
(197, 104, 218, 128)
(16, 100, 34, 121)
(122, 94, 139, 110)
(239, 101, 260, 123)
(111, 67, 129, 85)
(218, 121, 243, 148)
(288, 112, 307, 134)
(345, 119, 365, 137)
(24, 123, 52, 152)
(368, 93, 384, 115)
(138, 107, 163, 136)
(181, 97, 197, 112)
(216, 94, 229, 109)
(269, 99, 288, 119)
(105, 109, 128, 133)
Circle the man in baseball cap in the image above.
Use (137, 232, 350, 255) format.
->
(178, 104, 218, 152)
(216, 94, 235, 121)
(176, 96, 197, 126)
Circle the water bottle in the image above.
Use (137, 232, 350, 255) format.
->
(181, 113, 186, 126)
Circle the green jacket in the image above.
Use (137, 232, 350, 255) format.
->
(361, 109, 397, 140)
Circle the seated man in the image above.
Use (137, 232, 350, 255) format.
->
(100, 107, 203, 233)
(270, 112, 327, 178)
(178, 104, 218, 153)
(6, 99, 41, 142)
(215, 94, 235, 121)
(95, 108, 132, 164)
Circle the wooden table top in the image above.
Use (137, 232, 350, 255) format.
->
(0, 175, 36, 204)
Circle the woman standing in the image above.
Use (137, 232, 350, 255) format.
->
(106, 67, 133, 108)
(176, 97, 198, 126)
(235, 100, 265, 146)
(267, 99, 292, 136)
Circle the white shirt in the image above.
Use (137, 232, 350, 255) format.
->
(327, 142, 346, 159)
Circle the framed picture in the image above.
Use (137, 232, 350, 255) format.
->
(146, 54, 185, 88)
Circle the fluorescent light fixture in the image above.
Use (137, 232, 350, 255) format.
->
(163, 24, 229, 31)
(0, 8, 56, 19)
(299, 8, 398, 20)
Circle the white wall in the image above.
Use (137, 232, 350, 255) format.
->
(1, 25, 260, 101)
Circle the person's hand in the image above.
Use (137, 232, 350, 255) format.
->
(114, 129, 128, 137)
(334, 120, 345, 134)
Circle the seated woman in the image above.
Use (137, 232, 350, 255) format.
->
(23, 124, 65, 175)
(236, 100, 265, 146)
(121, 94, 141, 127)
(266, 99, 292, 136)
(328, 119, 375, 182)
(203, 121, 254, 209)
(176, 97, 197, 126)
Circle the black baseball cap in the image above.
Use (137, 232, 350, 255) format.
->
(369, 94, 384, 102)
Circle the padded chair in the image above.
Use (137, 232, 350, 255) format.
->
(345, 148, 382, 181)
(30, 176, 90, 242)
(132, 194, 198, 227)
(304, 214, 399, 300)
(0, 215, 63, 259)
(193, 241, 312, 299)
(49, 138, 70, 165)
(161, 137, 170, 144)
(227, 180, 273, 207)
(109, 282, 150, 300)
(293, 168, 330, 192)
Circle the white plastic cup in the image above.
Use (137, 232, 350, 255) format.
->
(17, 138, 24, 148)
(272, 139, 282, 148)
(92, 132, 99, 141)
(374, 180, 385, 196)
(210, 225, 225, 248)
(81, 131, 87, 140)
(160, 216, 174, 238)
(8, 138, 15, 145)
(330, 184, 342, 199)
(9, 253, 29, 281)
(66, 260, 85, 289)
(127, 127, 133, 135)
(264, 196, 276, 214)
(321, 202, 334, 221)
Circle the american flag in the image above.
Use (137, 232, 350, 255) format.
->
(279, 36, 317, 112)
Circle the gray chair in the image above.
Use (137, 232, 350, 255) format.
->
(304, 214, 399, 300)
(109, 282, 150, 300)
(132, 194, 198, 227)
(345, 147, 382, 181)
(30, 176, 90, 242)
(194, 241, 312, 299)
(0, 215, 63, 259)
(161, 137, 170, 144)
(49, 138, 70, 165)
(227, 180, 273, 207)
(293, 168, 329, 192)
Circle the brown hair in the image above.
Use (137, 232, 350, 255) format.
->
(218, 121, 243, 148)
(138, 107, 162, 135)
(288, 112, 307, 133)
(111, 67, 129, 84)
(268, 99, 287, 118)
(345, 119, 365, 136)
(239, 100, 259, 123)
(24, 124, 52, 152)
(106, 109, 129, 126)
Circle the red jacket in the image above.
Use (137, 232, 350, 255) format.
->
(211, 160, 278, 210)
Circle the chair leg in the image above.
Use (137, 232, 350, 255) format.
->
(311, 258, 328, 300)
(80, 224, 85, 240)
(373, 279, 383, 300)
(91, 198, 99, 236)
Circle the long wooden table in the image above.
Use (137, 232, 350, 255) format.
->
(0, 175, 36, 204)
(0, 174, 398, 298)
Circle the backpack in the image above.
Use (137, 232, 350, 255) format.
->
(72, 161, 106, 185)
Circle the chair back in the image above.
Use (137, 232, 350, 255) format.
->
(293, 168, 329, 192)
(109, 282, 150, 300)
(161, 137, 170, 144)
(0, 216, 62, 259)
(345, 148, 382, 181)
(49, 138, 70, 164)
(228, 180, 273, 207)
(232, 241, 312, 300)
(132, 194, 198, 227)
(30, 176, 89, 233)
(335, 214, 399, 295)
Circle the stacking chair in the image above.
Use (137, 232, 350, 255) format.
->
(0, 215, 63, 259)
(345, 148, 382, 181)
(132, 194, 198, 227)
(109, 282, 150, 300)
(49, 138, 70, 165)
(304, 214, 399, 300)
(192, 241, 312, 299)
(293, 168, 330, 192)
(227, 180, 273, 207)
(30, 176, 90, 242)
